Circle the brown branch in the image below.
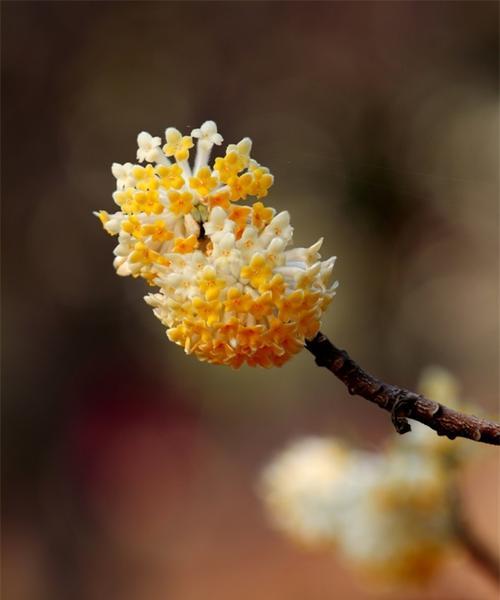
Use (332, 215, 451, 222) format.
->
(305, 332, 500, 446)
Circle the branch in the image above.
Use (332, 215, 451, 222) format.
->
(305, 332, 500, 446)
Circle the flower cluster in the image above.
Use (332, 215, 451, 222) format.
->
(259, 369, 472, 585)
(96, 121, 337, 368)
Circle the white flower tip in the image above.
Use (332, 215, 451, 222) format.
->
(184, 214, 200, 237)
(165, 127, 181, 140)
(210, 206, 227, 219)
(137, 131, 152, 145)
(308, 238, 324, 255)
(309, 263, 322, 276)
(220, 232, 236, 248)
(238, 137, 252, 154)
(201, 120, 217, 133)
(192, 120, 224, 146)
(324, 256, 337, 268)
(268, 237, 286, 252)
(274, 211, 290, 225)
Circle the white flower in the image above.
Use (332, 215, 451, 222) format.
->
(203, 206, 230, 237)
(191, 120, 223, 149)
(212, 232, 241, 277)
(191, 121, 224, 173)
(111, 162, 135, 189)
(237, 225, 265, 255)
(260, 211, 294, 246)
(259, 437, 352, 546)
(136, 131, 163, 163)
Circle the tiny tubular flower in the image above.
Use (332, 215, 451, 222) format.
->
(228, 205, 252, 238)
(191, 120, 223, 149)
(250, 168, 274, 198)
(112, 162, 136, 189)
(189, 166, 218, 197)
(172, 235, 198, 254)
(252, 201, 275, 230)
(95, 120, 338, 367)
(198, 266, 227, 301)
(156, 164, 185, 190)
(206, 189, 231, 211)
(224, 287, 254, 314)
(168, 190, 194, 216)
(240, 253, 273, 291)
(163, 127, 194, 162)
(136, 132, 163, 163)
(141, 220, 174, 244)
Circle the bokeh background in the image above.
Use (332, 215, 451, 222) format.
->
(2, 2, 499, 599)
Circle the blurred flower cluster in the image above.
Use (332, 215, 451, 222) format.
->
(260, 368, 477, 586)
(96, 121, 337, 368)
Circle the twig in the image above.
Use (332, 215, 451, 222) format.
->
(305, 332, 500, 446)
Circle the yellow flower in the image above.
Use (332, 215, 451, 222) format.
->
(206, 189, 231, 211)
(168, 190, 194, 215)
(122, 216, 143, 238)
(249, 168, 274, 198)
(240, 254, 273, 291)
(249, 291, 274, 319)
(172, 235, 198, 254)
(214, 151, 244, 183)
(227, 172, 253, 201)
(237, 325, 265, 349)
(141, 220, 174, 243)
(191, 297, 221, 327)
(223, 287, 254, 313)
(156, 164, 185, 190)
(190, 166, 218, 197)
(252, 201, 274, 230)
(228, 205, 252, 238)
(198, 267, 227, 301)
(163, 127, 194, 161)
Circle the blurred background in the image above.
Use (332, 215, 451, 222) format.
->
(2, 2, 498, 599)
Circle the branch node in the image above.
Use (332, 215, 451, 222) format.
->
(391, 392, 417, 435)
(429, 401, 441, 417)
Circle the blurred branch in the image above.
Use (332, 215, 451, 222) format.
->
(305, 332, 500, 446)
(456, 514, 500, 585)
(451, 490, 500, 584)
